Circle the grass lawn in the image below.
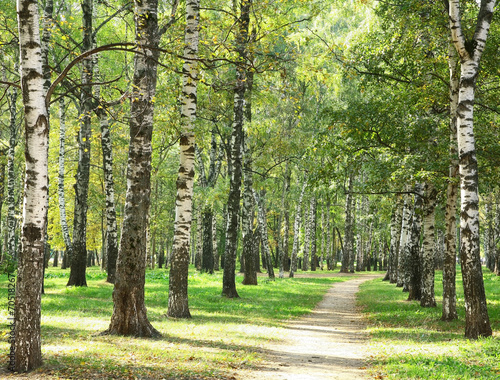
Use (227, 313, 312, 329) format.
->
(358, 268, 500, 380)
(0, 266, 350, 379)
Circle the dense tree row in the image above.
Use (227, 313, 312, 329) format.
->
(2, 0, 499, 372)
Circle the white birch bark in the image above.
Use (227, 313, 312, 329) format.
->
(388, 196, 403, 283)
(397, 193, 412, 288)
(420, 182, 438, 307)
(57, 99, 73, 267)
(6, 76, 19, 262)
(168, 0, 199, 317)
(341, 173, 354, 273)
(442, 37, 460, 321)
(302, 199, 310, 271)
(290, 178, 307, 278)
(448, 0, 494, 338)
(13, 0, 50, 371)
(253, 190, 275, 280)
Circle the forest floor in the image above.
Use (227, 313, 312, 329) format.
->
(236, 272, 383, 380)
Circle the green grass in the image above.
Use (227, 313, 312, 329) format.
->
(358, 268, 500, 379)
(0, 266, 350, 379)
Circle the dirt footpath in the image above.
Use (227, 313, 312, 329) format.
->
(237, 273, 382, 380)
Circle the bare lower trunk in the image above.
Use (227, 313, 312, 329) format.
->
(388, 196, 403, 283)
(290, 179, 307, 278)
(310, 197, 317, 271)
(341, 173, 354, 273)
(420, 183, 437, 308)
(68, 0, 93, 287)
(442, 38, 459, 321)
(407, 184, 423, 301)
(254, 190, 275, 280)
(242, 135, 257, 285)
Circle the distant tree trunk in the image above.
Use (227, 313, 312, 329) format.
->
(310, 197, 317, 271)
(58, 98, 72, 270)
(279, 163, 291, 278)
(326, 200, 332, 270)
(53, 250, 59, 267)
(95, 85, 119, 284)
(420, 183, 438, 308)
(290, 179, 307, 278)
(195, 206, 203, 270)
(168, 0, 198, 318)
(103, 0, 162, 336)
(67, 0, 93, 287)
(254, 190, 275, 280)
(213, 215, 219, 271)
(242, 134, 257, 285)
(341, 173, 354, 273)
(201, 209, 214, 274)
(448, 0, 493, 339)
(222, 0, 251, 298)
(442, 38, 459, 321)
(387, 196, 403, 282)
(302, 200, 310, 272)
(397, 193, 412, 289)
(13, 0, 50, 371)
(407, 184, 423, 301)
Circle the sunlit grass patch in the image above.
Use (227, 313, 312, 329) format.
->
(359, 268, 500, 379)
(0, 266, 349, 379)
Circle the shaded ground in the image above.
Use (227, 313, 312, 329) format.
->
(237, 272, 383, 380)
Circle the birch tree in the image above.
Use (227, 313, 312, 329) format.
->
(13, 0, 49, 371)
(168, 0, 198, 318)
(103, 0, 165, 336)
(222, 0, 252, 298)
(290, 178, 307, 278)
(448, 0, 494, 338)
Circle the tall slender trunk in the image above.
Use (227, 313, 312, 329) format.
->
(13, 0, 50, 371)
(67, 0, 93, 287)
(290, 178, 307, 278)
(103, 0, 162, 336)
(241, 134, 256, 285)
(57, 99, 73, 269)
(397, 193, 412, 288)
(222, 0, 252, 298)
(420, 182, 437, 308)
(341, 173, 354, 273)
(448, 0, 494, 338)
(254, 190, 275, 280)
(387, 196, 403, 283)
(213, 215, 219, 271)
(407, 184, 423, 301)
(279, 163, 291, 277)
(442, 38, 459, 320)
(309, 197, 317, 271)
(302, 199, 310, 271)
(167, 0, 198, 318)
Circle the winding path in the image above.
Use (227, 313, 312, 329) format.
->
(238, 273, 382, 380)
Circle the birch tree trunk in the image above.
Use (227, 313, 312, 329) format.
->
(67, 0, 93, 287)
(302, 199, 310, 272)
(254, 190, 275, 280)
(448, 0, 494, 338)
(442, 39, 459, 320)
(168, 0, 198, 318)
(103, 0, 162, 336)
(290, 179, 307, 278)
(242, 134, 257, 285)
(420, 182, 438, 308)
(279, 163, 291, 277)
(13, 0, 50, 371)
(310, 196, 317, 271)
(387, 196, 403, 283)
(341, 173, 354, 273)
(407, 184, 423, 301)
(397, 193, 412, 289)
(57, 99, 73, 270)
(222, 0, 252, 298)
(7, 75, 19, 262)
